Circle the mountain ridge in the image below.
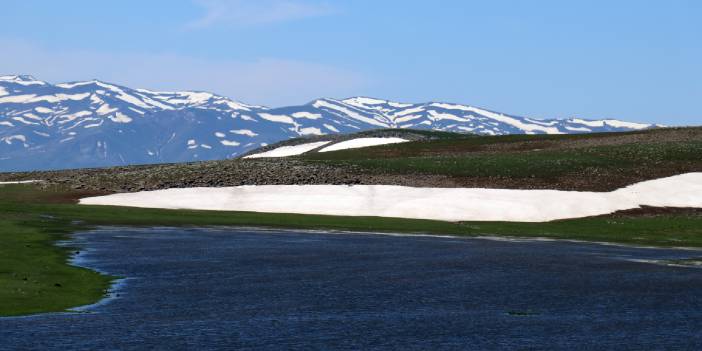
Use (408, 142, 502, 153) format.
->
(0, 74, 659, 171)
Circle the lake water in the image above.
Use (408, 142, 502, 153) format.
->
(2, 227, 702, 350)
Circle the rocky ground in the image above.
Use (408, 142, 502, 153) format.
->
(0, 158, 472, 194)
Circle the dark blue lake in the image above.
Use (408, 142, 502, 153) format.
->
(2, 227, 702, 350)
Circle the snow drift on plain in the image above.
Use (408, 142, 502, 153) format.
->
(244, 141, 331, 158)
(79, 173, 702, 223)
(319, 138, 409, 153)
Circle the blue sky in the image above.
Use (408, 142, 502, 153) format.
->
(0, 0, 699, 124)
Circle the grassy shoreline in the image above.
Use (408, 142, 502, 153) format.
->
(2, 183, 702, 316)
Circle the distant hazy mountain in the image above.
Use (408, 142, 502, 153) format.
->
(0, 74, 656, 171)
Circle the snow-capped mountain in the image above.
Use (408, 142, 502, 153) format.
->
(0, 75, 656, 171)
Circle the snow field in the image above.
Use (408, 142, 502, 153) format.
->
(79, 173, 702, 223)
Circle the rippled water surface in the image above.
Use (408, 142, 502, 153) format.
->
(2, 227, 702, 350)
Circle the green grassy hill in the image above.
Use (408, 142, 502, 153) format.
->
(302, 127, 702, 191)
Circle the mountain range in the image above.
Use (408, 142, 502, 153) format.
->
(0, 74, 657, 171)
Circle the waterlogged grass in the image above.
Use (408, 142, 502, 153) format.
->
(0, 187, 111, 317)
(0, 222, 112, 317)
(459, 216, 702, 247)
(2, 183, 702, 316)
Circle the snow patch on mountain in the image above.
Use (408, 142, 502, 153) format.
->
(2, 134, 27, 146)
(299, 127, 324, 136)
(34, 107, 53, 113)
(0, 94, 36, 104)
(602, 120, 652, 129)
(292, 111, 322, 120)
(0, 75, 46, 86)
(259, 113, 295, 124)
(313, 99, 388, 128)
(230, 129, 258, 137)
(109, 112, 132, 123)
(343, 97, 413, 109)
(427, 110, 472, 123)
(323, 124, 339, 133)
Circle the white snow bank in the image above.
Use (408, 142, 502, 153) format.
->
(244, 141, 331, 159)
(0, 180, 41, 185)
(79, 173, 702, 223)
(319, 137, 409, 152)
